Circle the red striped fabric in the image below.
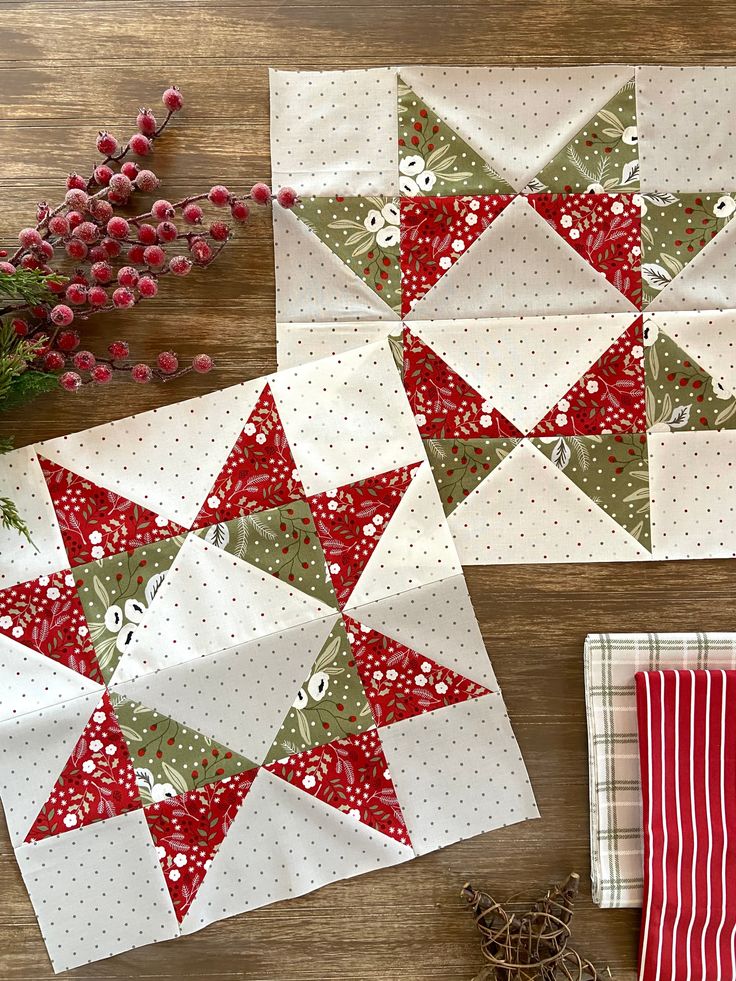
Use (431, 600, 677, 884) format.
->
(636, 670, 736, 981)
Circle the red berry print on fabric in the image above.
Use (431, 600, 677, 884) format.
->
(344, 616, 493, 726)
(145, 769, 258, 922)
(309, 463, 420, 608)
(0, 569, 103, 683)
(191, 384, 305, 529)
(38, 456, 185, 567)
(529, 316, 646, 436)
(527, 193, 642, 307)
(267, 728, 411, 847)
(400, 195, 514, 315)
(25, 691, 141, 843)
(403, 327, 522, 439)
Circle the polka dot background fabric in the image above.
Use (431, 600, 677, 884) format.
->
(0, 340, 537, 973)
(271, 67, 736, 564)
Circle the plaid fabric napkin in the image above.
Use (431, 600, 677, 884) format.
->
(584, 633, 736, 908)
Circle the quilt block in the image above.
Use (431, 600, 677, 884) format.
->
(271, 66, 736, 563)
(0, 340, 537, 972)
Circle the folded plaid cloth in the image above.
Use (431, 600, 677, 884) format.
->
(584, 633, 736, 908)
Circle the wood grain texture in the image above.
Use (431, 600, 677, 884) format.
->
(1, 2, 735, 977)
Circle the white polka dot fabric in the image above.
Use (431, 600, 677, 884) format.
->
(0, 339, 535, 971)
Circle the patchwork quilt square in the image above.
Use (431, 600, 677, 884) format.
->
(272, 67, 736, 564)
(0, 340, 536, 972)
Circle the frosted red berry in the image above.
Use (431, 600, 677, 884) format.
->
(43, 350, 65, 371)
(87, 198, 113, 223)
(49, 304, 74, 327)
(66, 210, 84, 230)
(64, 188, 89, 210)
(157, 351, 178, 374)
(72, 221, 99, 244)
(230, 200, 250, 222)
(108, 340, 129, 359)
(59, 371, 82, 392)
(0, 261, 15, 274)
(91, 364, 113, 384)
(127, 244, 146, 264)
(20, 254, 41, 270)
(48, 215, 69, 236)
(18, 227, 42, 248)
(96, 131, 118, 155)
(117, 266, 139, 288)
(102, 237, 122, 258)
(37, 240, 54, 260)
(169, 255, 192, 276)
(156, 220, 178, 242)
(57, 330, 80, 351)
(208, 185, 230, 206)
(192, 353, 213, 373)
(106, 216, 130, 239)
(131, 363, 153, 383)
(65, 283, 87, 305)
(90, 261, 113, 284)
(129, 133, 151, 156)
(93, 164, 113, 186)
(88, 285, 108, 306)
(190, 238, 212, 263)
(276, 186, 298, 208)
(48, 277, 66, 294)
(249, 183, 272, 205)
(66, 173, 87, 191)
(209, 221, 229, 242)
(65, 239, 88, 260)
(182, 203, 204, 224)
(138, 275, 158, 297)
(73, 351, 96, 371)
(137, 108, 157, 135)
(112, 286, 136, 308)
(135, 169, 159, 193)
(109, 173, 133, 200)
(143, 245, 166, 268)
(11, 318, 29, 336)
(162, 86, 184, 111)
(137, 223, 158, 245)
(121, 161, 139, 180)
(152, 199, 174, 221)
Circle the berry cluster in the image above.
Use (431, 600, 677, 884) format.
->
(1, 86, 298, 391)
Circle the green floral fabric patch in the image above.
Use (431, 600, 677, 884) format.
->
(74, 536, 186, 684)
(264, 617, 373, 764)
(111, 693, 257, 804)
(424, 438, 518, 515)
(194, 500, 337, 608)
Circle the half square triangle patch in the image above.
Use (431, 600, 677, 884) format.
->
(640, 192, 736, 307)
(266, 727, 411, 846)
(526, 78, 639, 194)
(530, 433, 651, 549)
(145, 768, 258, 922)
(398, 75, 514, 195)
(110, 693, 258, 804)
(194, 498, 337, 608)
(24, 690, 141, 843)
(645, 324, 736, 431)
(343, 615, 492, 726)
(526, 192, 642, 307)
(191, 384, 305, 529)
(528, 315, 646, 436)
(0, 569, 103, 683)
(293, 196, 401, 315)
(403, 327, 522, 438)
(263, 616, 372, 764)
(423, 437, 520, 515)
(399, 194, 515, 315)
(309, 462, 421, 607)
(38, 456, 185, 568)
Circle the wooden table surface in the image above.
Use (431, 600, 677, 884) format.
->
(1, 2, 735, 978)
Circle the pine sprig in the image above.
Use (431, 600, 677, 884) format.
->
(0, 269, 59, 311)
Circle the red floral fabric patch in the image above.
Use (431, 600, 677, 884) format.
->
(25, 691, 141, 843)
(145, 768, 258, 922)
(344, 616, 492, 726)
(529, 316, 646, 436)
(527, 192, 642, 307)
(309, 463, 420, 607)
(400, 194, 514, 314)
(191, 384, 305, 529)
(403, 327, 522, 439)
(267, 728, 411, 847)
(0, 569, 102, 683)
(39, 456, 185, 567)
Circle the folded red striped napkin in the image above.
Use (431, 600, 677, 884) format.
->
(636, 670, 736, 981)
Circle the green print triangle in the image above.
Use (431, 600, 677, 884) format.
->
(398, 76, 514, 195)
(530, 434, 651, 549)
(111, 692, 258, 805)
(526, 78, 639, 193)
(194, 499, 338, 608)
(73, 535, 186, 685)
(640, 192, 736, 306)
(295, 196, 401, 315)
(645, 327, 736, 431)
(263, 617, 373, 765)
(423, 437, 520, 516)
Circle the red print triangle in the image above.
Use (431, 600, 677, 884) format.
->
(191, 384, 305, 529)
(400, 194, 514, 315)
(526, 192, 642, 307)
(528, 316, 646, 436)
(39, 456, 185, 568)
(25, 690, 141, 843)
(343, 616, 493, 727)
(309, 463, 420, 607)
(266, 728, 411, 847)
(0, 569, 103, 683)
(145, 768, 258, 922)
(403, 327, 522, 439)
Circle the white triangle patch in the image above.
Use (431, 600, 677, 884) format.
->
(645, 216, 736, 313)
(646, 310, 736, 395)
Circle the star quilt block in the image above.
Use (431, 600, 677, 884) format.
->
(0, 339, 536, 972)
